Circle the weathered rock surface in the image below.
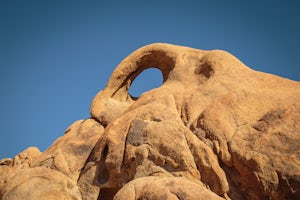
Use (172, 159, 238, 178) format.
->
(1, 43, 299, 199)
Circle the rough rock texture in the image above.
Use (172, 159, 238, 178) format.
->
(1, 43, 299, 200)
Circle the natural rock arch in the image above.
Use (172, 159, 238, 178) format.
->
(1, 43, 300, 200)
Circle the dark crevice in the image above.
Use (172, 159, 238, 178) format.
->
(98, 164, 109, 185)
(121, 120, 134, 169)
(91, 116, 108, 128)
(97, 144, 110, 185)
(97, 188, 119, 200)
(169, 191, 183, 200)
(218, 157, 245, 200)
(102, 144, 109, 161)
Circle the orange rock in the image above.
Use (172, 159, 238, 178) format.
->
(1, 43, 299, 199)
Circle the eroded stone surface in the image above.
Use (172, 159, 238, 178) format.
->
(0, 119, 103, 199)
(1, 43, 299, 199)
(114, 177, 225, 200)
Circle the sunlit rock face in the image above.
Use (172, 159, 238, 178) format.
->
(1, 43, 300, 200)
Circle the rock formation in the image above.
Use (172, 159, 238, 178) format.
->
(1, 43, 299, 200)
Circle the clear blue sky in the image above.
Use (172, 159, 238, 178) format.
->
(1, 1, 299, 159)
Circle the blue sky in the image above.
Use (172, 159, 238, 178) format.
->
(1, 1, 299, 159)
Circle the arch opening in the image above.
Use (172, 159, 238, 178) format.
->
(128, 68, 163, 99)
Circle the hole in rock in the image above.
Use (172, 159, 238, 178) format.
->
(129, 68, 163, 98)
